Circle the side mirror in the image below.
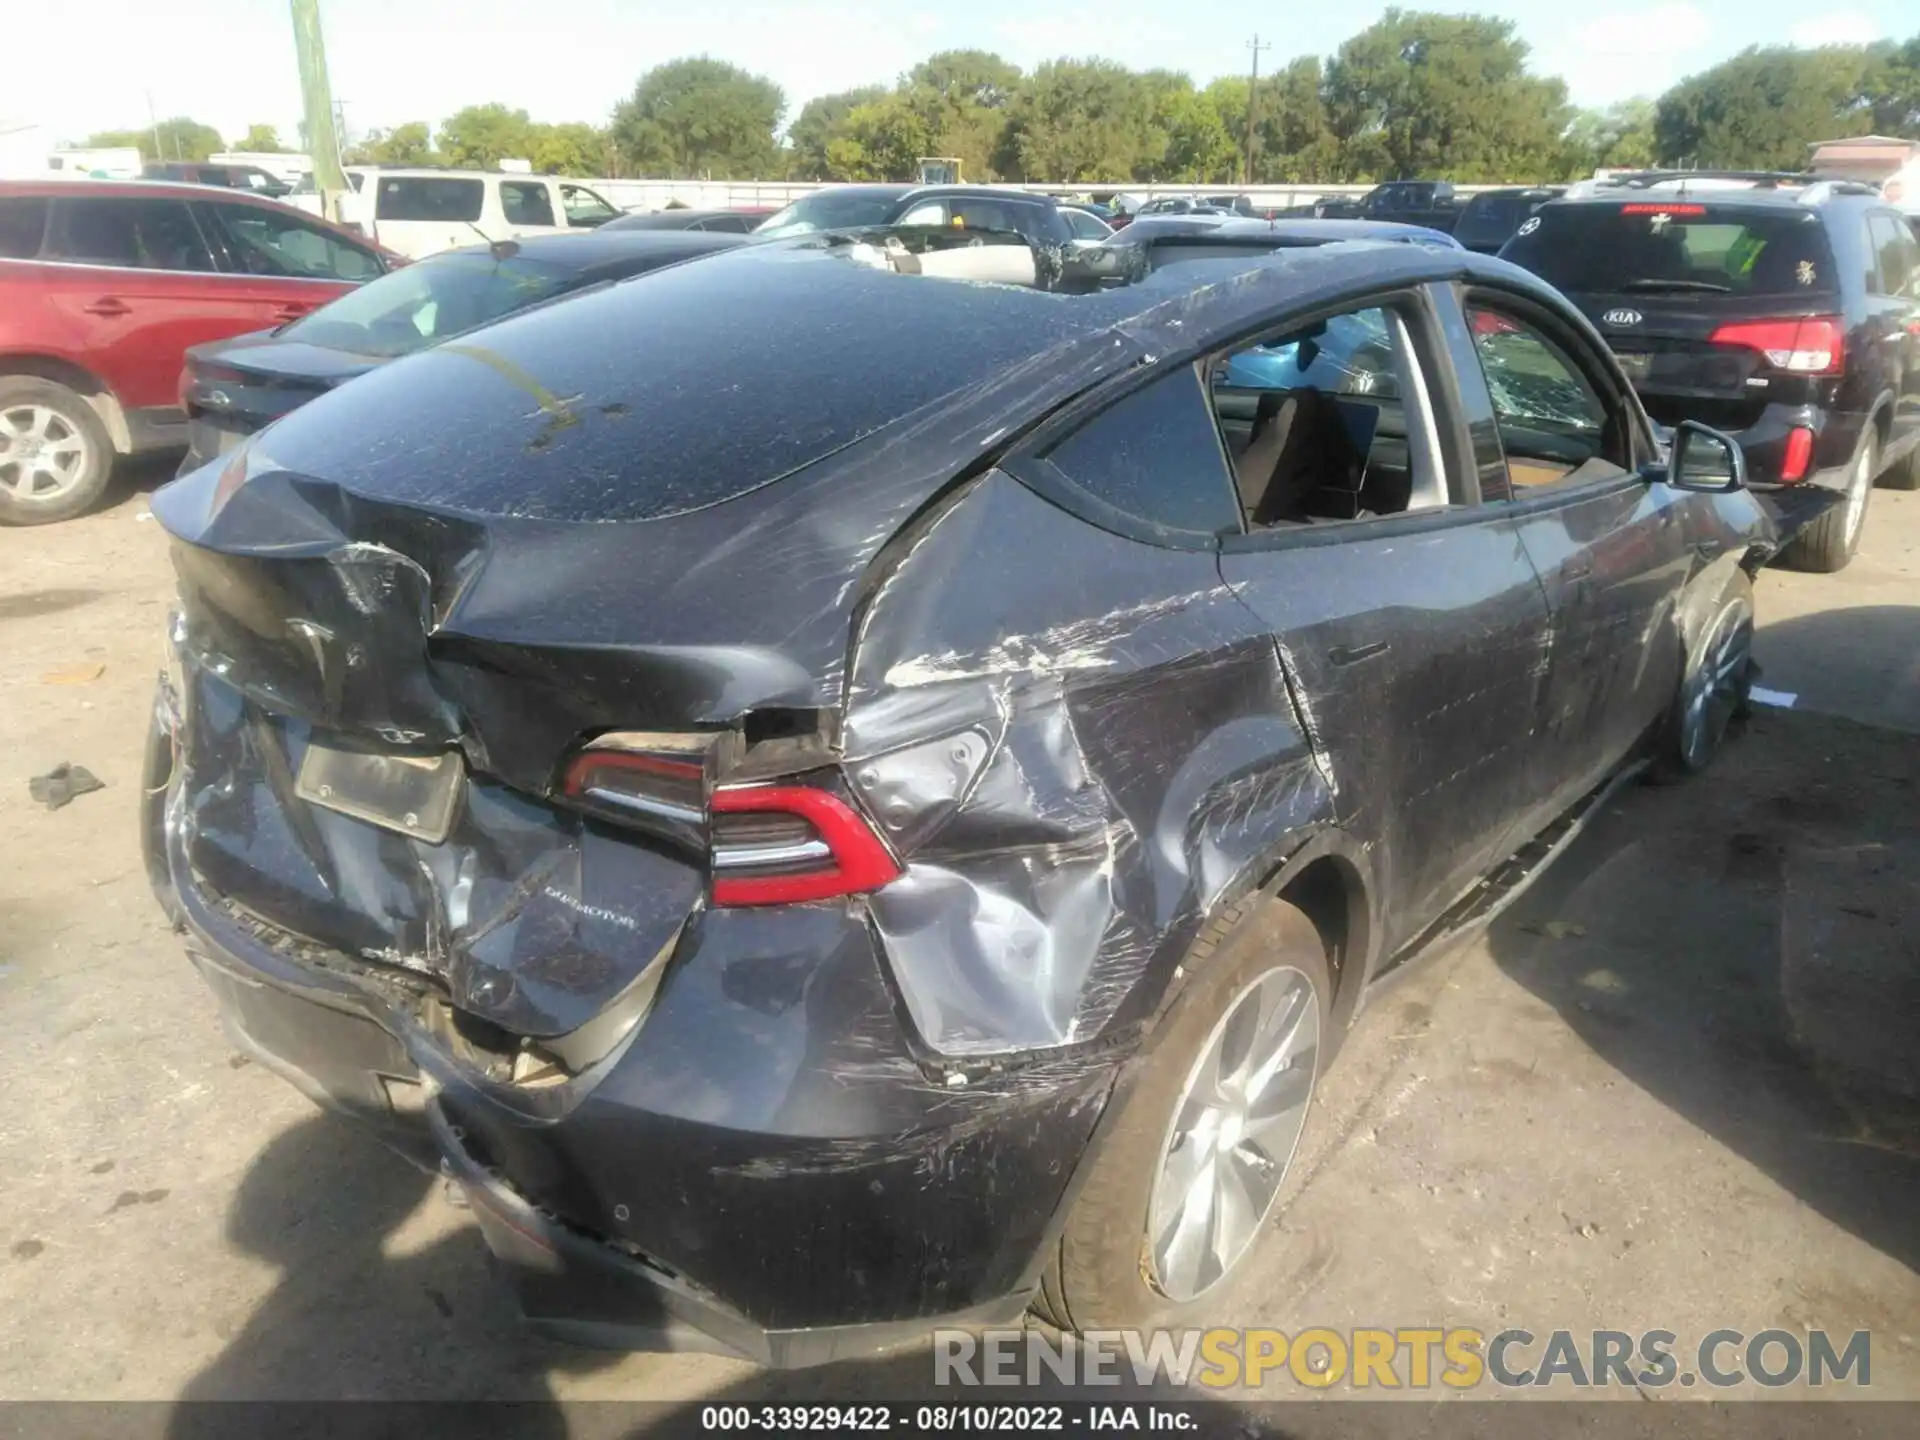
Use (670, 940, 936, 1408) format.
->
(1663, 420, 1746, 493)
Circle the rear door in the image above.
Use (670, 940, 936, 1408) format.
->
(1441, 284, 1690, 829)
(1500, 200, 1841, 434)
(1212, 289, 1557, 951)
(1866, 211, 1920, 459)
(39, 194, 236, 411)
(195, 199, 383, 328)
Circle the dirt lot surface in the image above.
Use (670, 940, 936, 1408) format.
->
(2, 463, 1917, 1410)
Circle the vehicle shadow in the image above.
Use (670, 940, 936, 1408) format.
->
(1752, 604, 1920, 737)
(1482, 703, 1920, 1279)
(166, 1112, 615, 1432)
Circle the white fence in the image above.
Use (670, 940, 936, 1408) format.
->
(587, 179, 1502, 213)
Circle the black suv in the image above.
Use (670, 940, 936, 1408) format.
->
(1501, 174, 1920, 570)
(143, 162, 293, 198)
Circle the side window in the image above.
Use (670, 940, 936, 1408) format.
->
(898, 201, 947, 226)
(499, 181, 556, 227)
(559, 184, 619, 227)
(1208, 304, 1442, 526)
(1042, 364, 1243, 535)
(1464, 304, 1626, 492)
(0, 197, 49, 259)
(375, 177, 483, 223)
(1869, 215, 1913, 297)
(46, 198, 214, 272)
(209, 204, 383, 281)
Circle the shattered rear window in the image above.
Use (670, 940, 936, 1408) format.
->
(250, 245, 1111, 523)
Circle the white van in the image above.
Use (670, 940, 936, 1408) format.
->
(332, 169, 624, 258)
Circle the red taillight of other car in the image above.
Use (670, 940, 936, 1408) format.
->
(1780, 426, 1814, 484)
(1709, 316, 1845, 376)
(558, 743, 901, 907)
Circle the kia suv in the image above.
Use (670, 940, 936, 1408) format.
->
(0, 180, 387, 525)
(1501, 175, 1920, 570)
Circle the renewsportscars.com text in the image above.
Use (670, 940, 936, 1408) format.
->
(933, 1327, 1872, 1390)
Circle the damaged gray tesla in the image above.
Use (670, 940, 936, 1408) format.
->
(142, 231, 1775, 1365)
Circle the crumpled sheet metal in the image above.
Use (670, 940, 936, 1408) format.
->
(848, 471, 1329, 1056)
(175, 654, 698, 1039)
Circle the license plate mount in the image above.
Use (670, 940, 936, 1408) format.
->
(1614, 350, 1653, 381)
(295, 740, 463, 844)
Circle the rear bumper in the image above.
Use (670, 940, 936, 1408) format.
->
(1653, 402, 1861, 544)
(145, 708, 1119, 1362)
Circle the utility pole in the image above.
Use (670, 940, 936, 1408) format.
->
(289, 0, 349, 218)
(1245, 34, 1271, 187)
(145, 91, 161, 164)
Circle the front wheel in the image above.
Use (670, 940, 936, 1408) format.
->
(1654, 569, 1755, 781)
(1033, 898, 1331, 1333)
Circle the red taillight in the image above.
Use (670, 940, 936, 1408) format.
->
(1709, 316, 1844, 376)
(1780, 426, 1814, 484)
(1621, 202, 1706, 216)
(557, 742, 901, 907)
(1470, 310, 1521, 337)
(710, 785, 900, 906)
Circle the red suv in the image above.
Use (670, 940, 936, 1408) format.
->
(0, 180, 389, 525)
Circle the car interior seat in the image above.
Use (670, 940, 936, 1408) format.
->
(1237, 389, 1373, 526)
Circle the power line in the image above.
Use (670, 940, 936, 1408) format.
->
(1245, 34, 1272, 187)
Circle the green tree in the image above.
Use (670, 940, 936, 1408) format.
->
(612, 58, 785, 179)
(345, 121, 436, 166)
(1323, 10, 1570, 181)
(902, 50, 1023, 181)
(1655, 45, 1883, 169)
(999, 59, 1165, 182)
(528, 122, 607, 176)
(436, 103, 538, 168)
(89, 116, 224, 163)
(1156, 84, 1236, 183)
(234, 124, 288, 152)
(1562, 99, 1658, 176)
(787, 86, 887, 178)
(1862, 35, 1920, 136)
(824, 94, 932, 181)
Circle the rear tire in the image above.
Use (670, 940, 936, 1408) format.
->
(1034, 897, 1332, 1333)
(0, 377, 115, 527)
(1879, 438, 1920, 492)
(1781, 433, 1874, 573)
(1652, 568, 1754, 782)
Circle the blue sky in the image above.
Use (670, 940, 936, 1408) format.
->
(20, 0, 1911, 148)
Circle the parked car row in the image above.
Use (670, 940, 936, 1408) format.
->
(1496, 172, 1920, 571)
(141, 210, 1772, 1365)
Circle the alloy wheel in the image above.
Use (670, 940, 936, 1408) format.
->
(1148, 964, 1319, 1302)
(1841, 442, 1873, 551)
(0, 405, 91, 503)
(1679, 593, 1754, 770)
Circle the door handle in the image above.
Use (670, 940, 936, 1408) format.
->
(1328, 640, 1390, 668)
(273, 303, 311, 321)
(82, 298, 130, 317)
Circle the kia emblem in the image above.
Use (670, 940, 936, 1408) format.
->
(1602, 308, 1643, 327)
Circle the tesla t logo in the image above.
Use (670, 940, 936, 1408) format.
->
(1602, 309, 1643, 327)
